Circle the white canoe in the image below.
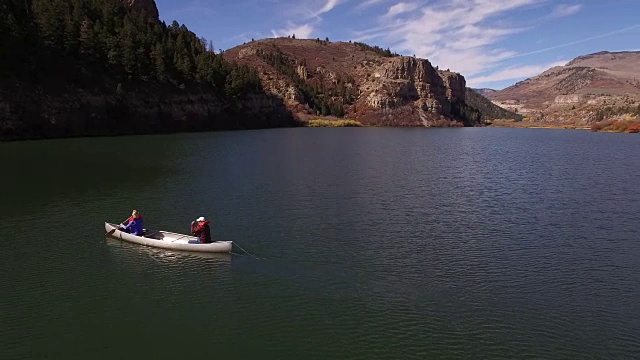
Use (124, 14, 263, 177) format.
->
(104, 222, 232, 253)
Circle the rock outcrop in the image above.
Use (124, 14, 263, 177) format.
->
(125, 0, 159, 19)
(224, 39, 483, 127)
(356, 57, 467, 125)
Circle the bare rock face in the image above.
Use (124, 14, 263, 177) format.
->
(361, 57, 466, 122)
(261, 78, 304, 104)
(439, 71, 466, 103)
(238, 47, 258, 59)
(316, 66, 337, 83)
(554, 94, 584, 105)
(125, 0, 159, 19)
(284, 85, 304, 103)
(296, 65, 308, 80)
(222, 39, 476, 127)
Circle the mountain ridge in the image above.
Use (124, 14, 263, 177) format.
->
(486, 51, 640, 129)
(223, 38, 520, 126)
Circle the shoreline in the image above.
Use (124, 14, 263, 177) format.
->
(487, 120, 638, 133)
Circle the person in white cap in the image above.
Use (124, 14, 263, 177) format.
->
(190, 216, 212, 243)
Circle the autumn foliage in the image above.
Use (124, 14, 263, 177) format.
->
(591, 119, 640, 133)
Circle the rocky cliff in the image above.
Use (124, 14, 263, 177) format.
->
(224, 38, 485, 127)
(357, 57, 468, 125)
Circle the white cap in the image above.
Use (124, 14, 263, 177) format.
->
(196, 216, 206, 222)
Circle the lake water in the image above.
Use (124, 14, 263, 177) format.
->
(1, 128, 639, 359)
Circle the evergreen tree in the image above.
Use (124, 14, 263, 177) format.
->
(2, 0, 284, 134)
(151, 43, 167, 80)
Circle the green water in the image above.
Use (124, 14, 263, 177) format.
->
(1, 128, 639, 359)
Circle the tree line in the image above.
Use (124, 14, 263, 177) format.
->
(352, 42, 399, 57)
(1, 0, 261, 98)
(594, 104, 640, 121)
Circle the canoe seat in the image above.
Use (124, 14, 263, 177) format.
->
(144, 231, 164, 240)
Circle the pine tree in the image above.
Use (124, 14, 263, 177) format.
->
(32, 0, 67, 51)
(151, 43, 167, 80)
(120, 17, 138, 74)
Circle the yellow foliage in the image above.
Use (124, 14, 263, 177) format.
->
(306, 119, 363, 127)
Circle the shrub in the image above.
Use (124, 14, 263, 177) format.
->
(306, 119, 363, 127)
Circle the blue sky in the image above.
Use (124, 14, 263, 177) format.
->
(155, 0, 640, 89)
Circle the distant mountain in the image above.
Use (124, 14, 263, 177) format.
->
(465, 88, 522, 122)
(472, 88, 498, 97)
(487, 51, 640, 127)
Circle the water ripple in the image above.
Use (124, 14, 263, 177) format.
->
(2, 128, 640, 359)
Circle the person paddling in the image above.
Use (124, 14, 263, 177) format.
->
(191, 216, 212, 243)
(120, 210, 144, 236)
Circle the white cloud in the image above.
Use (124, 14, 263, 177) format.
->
(350, 0, 602, 87)
(466, 60, 568, 87)
(384, 2, 419, 18)
(357, 0, 387, 10)
(271, 0, 341, 40)
(506, 24, 640, 60)
(275, 0, 343, 21)
(271, 23, 315, 39)
(313, 0, 342, 17)
(359, 0, 540, 76)
(550, 4, 582, 18)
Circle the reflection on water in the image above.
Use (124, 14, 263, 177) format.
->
(105, 237, 233, 263)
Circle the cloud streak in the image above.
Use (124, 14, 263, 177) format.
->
(357, 0, 387, 10)
(315, 0, 341, 16)
(384, 2, 420, 18)
(358, 0, 540, 76)
(271, 23, 315, 39)
(466, 60, 568, 87)
(550, 4, 582, 18)
(506, 24, 640, 60)
(352, 0, 630, 87)
(271, 0, 343, 40)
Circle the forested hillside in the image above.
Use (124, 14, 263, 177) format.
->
(1, 0, 297, 140)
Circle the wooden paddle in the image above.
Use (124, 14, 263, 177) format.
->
(106, 218, 129, 236)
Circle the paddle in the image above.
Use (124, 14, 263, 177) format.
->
(106, 218, 129, 236)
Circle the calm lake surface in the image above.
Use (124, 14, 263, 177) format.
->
(1, 127, 639, 359)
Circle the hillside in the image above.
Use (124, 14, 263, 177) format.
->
(488, 51, 640, 128)
(1, 0, 520, 140)
(0, 0, 297, 140)
(465, 89, 522, 122)
(223, 38, 489, 127)
(472, 88, 498, 97)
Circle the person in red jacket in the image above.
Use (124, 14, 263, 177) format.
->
(191, 216, 212, 243)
